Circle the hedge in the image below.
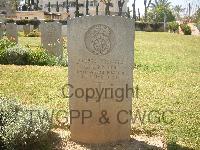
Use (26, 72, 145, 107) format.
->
(135, 22, 165, 32)
(6, 19, 67, 25)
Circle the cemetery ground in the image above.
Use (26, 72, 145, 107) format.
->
(0, 32, 199, 149)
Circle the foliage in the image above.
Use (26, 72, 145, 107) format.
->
(180, 24, 192, 35)
(148, 6, 175, 23)
(44, 19, 55, 23)
(195, 21, 200, 31)
(6, 19, 15, 23)
(27, 30, 40, 37)
(0, 97, 58, 150)
(144, 0, 152, 22)
(173, 5, 185, 21)
(16, 19, 29, 25)
(192, 8, 200, 23)
(0, 39, 16, 50)
(0, 45, 30, 65)
(168, 21, 179, 33)
(28, 48, 58, 66)
(28, 19, 41, 26)
(151, 0, 171, 9)
(135, 22, 164, 32)
(147, 0, 175, 23)
(0, 45, 58, 66)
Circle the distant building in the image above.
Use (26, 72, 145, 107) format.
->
(15, 11, 68, 20)
(38, 0, 128, 17)
(1, 0, 129, 20)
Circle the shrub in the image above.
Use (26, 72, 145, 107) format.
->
(28, 48, 57, 66)
(0, 45, 30, 65)
(6, 19, 15, 23)
(180, 24, 192, 35)
(135, 22, 164, 32)
(0, 97, 59, 150)
(0, 45, 59, 66)
(16, 20, 29, 25)
(149, 23, 164, 32)
(44, 19, 55, 23)
(0, 39, 16, 63)
(168, 21, 179, 33)
(27, 30, 40, 37)
(145, 24, 153, 32)
(0, 39, 16, 50)
(135, 22, 148, 31)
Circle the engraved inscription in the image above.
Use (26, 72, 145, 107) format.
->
(84, 24, 115, 56)
(75, 57, 125, 80)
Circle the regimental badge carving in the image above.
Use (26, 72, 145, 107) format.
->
(84, 24, 115, 56)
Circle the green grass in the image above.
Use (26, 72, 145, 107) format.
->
(134, 32, 200, 149)
(0, 32, 199, 149)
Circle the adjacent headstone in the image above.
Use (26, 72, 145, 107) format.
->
(41, 22, 63, 58)
(62, 25, 68, 37)
(6, 23, 18, 43)
(0, 23, 4, 39)
(67, 16, 135, 144)
(23, 24, 31, 36)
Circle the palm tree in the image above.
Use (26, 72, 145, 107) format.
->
(151, 0, 171, 9)
(173, 5, 185, 20)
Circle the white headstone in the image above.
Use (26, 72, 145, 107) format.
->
(67, 16, 135, 144)
(6, 23, 18, 43)
(23, 24, 31, 36)
(41, 22, 63, 58)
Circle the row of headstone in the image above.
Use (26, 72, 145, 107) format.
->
(0, 22, 63, 58)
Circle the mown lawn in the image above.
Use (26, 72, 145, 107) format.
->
(0, 32, 199, 149)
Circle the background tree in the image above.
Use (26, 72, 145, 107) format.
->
(144, 0, 152, 22)
(173, 5, 185, 21)
(148, 0, 175, 22)
(132, 0, 136, 20)
(193, 8, 200, 23)
(48, 2, 51, 12)
(56, 1, 59, 12)
(138, 8, 141, 21)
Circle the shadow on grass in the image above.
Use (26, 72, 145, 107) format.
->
(167, 142, 194, 150)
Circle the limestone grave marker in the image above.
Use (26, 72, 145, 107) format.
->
(6, 23, 18, 43)
(0, 23, 4, 39)
(41, 22, 63, 58)
(23, 24, 31, 36)
(67, 16, 135, 144)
